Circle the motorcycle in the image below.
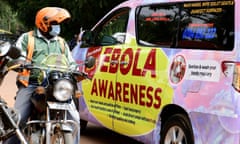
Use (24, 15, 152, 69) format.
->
(0, 41, 28, 144)
(0, 40, 95, 144)
(18, 54, 95, 144)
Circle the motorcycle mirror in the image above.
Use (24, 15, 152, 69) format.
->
(0, 41, 21, 59)
(85, 56, 95, 68)
(0, 41, 11, 57)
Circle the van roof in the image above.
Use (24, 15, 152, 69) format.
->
(106, 0, 198, 20)
(117, 0, 205, 8)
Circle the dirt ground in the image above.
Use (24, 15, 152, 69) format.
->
(0, 71, 17, 107)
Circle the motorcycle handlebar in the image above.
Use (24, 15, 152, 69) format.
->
(7, 63, 91, 80)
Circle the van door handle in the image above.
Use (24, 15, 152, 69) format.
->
(110, 60, 119, 65)
(110, 60, 128, 65)
(120, 61, 128, 65)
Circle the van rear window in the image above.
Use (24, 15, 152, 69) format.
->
(136, 0, 234, 51)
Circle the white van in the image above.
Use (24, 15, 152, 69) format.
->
(72, 0, 237, 143)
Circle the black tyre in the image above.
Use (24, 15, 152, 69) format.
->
(160, 114, 194, 144)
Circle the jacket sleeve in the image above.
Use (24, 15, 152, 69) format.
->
(15, 32, 28, 61)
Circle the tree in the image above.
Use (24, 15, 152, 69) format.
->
(2, 0, 126, 40)
(0, 0, 24, 33)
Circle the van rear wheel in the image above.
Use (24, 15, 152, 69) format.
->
(160, 114, 194, 144)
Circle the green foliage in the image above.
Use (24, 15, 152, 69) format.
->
(0, 0, 25, 33)
(1, 0, 126, 40)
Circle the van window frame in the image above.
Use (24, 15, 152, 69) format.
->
(91, 7, 131, 46)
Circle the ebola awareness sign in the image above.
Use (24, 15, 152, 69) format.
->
(81, 46, 174, 135)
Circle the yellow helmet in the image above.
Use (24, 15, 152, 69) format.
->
(35, 7, 71, 32)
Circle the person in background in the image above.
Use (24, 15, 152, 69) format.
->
(68, 34, 79, 50)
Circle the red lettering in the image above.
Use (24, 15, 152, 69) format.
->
(100, 48, 113, 72)
(123, 83, 129, 103)
(142, 49, 156, 78)
(98, 79, 108, 97)
(120, 48, 133, 75)
(139, 85, 145, 106)
(91, 78, 98, 96)
(146, 87, 153, 107)
(108, 81, 114, 100)
(154, 88, 162, 109)
(130, 84, 138, 104)
(90, 78, 163, 109)
(115, 82, 122, 101)
(109, 48, 121, 73)
(132, 48, 142, 76)
(100, 47, 157, 78)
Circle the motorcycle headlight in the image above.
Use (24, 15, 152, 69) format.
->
(53, 79, 74, 101)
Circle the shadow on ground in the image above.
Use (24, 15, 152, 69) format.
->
(81, 123, 144, 144)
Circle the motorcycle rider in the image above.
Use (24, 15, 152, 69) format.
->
(3, 7, 80, 144)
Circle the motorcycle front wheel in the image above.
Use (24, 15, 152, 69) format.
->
(51, 132, 73, 144)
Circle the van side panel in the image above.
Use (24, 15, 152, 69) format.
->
(72, 0, 240, 143)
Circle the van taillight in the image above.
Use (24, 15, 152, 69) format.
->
(222, 61, 240, 92)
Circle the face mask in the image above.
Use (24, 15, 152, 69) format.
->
(49, 25, 61, 36)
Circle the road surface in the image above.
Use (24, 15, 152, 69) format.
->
(0, 72, 143, 144)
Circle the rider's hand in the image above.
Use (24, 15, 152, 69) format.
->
(70, 64, 78, 71)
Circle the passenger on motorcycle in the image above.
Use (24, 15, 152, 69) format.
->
(3, 7, 80, 144)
